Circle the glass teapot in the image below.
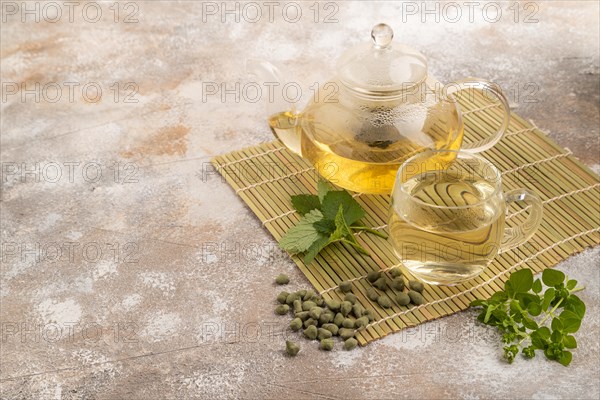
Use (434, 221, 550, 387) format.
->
(248, 23, 510, 194)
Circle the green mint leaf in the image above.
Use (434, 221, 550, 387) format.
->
(558, 350, 572, 367)
(279, 210, 324, 253)
(321, 190, 365, 225)
(317, 179, 331, 203)
(509, 268, 534, 293)
(291, 194, 321, 215)
(542, 269, 565, 287)
(541, 288, 556, 311)
(559, 310, 582, 333)
(313, 219, 335, 234)
(504, 280, 515, 298)
(564, 294, 586, 319)
(532, 278, 542, 294)
(303, 234, 330, 265)
(563, 335, 577, 349)
(566, 279, 577, 290)
(330, 205, 352, 241)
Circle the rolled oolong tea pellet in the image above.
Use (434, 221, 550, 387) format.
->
(315, 298, 324, 307)
(286, 340, 300, 356)
(295, 311, 310, 321)
(275, 304, 289, 315)
(293, 299, 303, 313)
(408, 290, 425, 305)
(340, 301, 353, 316)
(325, 299, 341, 312)
(320, 338, 334, 351)
(333, 313, 344, 327)
(390, 277, 405, 291)
(318, 312, 333, 325)
(317, 327, 333, 340)
(342, 318, 355, 328)
(322, 323, 339, 335)
(275, 274, 289, 285)
(344, 293, 357, 304)
(276, 291, 289, 304)
(303, 318, 317, 328)
(290, 318, 303, 331)
(297, 289, 307, 298)
(373, 277, 388, 291)
(409, 280, 425, 293)
(352, 304, 365, 319)
(354, 316, 369, 329)
(286, 293, 300, 306)
(377, 296, 392, 309)
(367, 271, 380, 283)
(303, 325, 318, 340)
(303, 290, 316, 301)
(309, 307, 323, 319)
(302, 301, 316, 311)
(339, 281, 353, 293)
(363, 309, 375, 322)
(396, 292, 411, 306)
(344, 337, 358, 350)
(339, 328, 355, 340)
(389, 268, 402, 278)
(366, 288, 379, 302)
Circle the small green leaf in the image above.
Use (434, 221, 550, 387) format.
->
(551, 317, 563, 332)
(530, 330, 548, 349)
(490, 291, 508, 303)
(291, 194, 321, 215)
(505, 280, 515, 298)
(537, 326, 551, 340)
(564, 294, 586, 319)
(523, 317, 538, 330)
(321, 191, 365, 225)
(558, 350, 572, 366)
(509, 268, 534, 293)
(563, 335, 577, 349)
(279, 210, 324, 253)
(470, 299, 487, 307)
(527, 302, 542, 316)
(532, 279, 542, 294)
(551, 329, 563, 343)
(541, 288, 555, 311)
(317, 179, 331, 203)
(559, 310, 582, 333)
(542, 269, 565, 287)
(566, 279, 577, 290)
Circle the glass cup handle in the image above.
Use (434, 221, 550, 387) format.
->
(444, 79, 511, 153)
(500, 189, 543, 252)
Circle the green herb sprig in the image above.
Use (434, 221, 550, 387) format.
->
(279, 180, 386, 264)
(471, 268, 586, 366)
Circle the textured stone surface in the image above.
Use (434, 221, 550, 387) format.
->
(1, 1, 598, 399)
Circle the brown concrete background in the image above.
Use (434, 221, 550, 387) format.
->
(1, 1, 599, 399)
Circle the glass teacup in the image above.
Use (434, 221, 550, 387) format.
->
(389, 150, 543, 285)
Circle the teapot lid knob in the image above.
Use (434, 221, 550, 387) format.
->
(371, 23, 394, 49)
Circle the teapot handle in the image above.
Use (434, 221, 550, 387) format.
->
(444, 79, 510, 153)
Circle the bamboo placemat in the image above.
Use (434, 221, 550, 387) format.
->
(211, 91, 600, 346)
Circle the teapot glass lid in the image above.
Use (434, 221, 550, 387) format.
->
(336, 23, 428, 95)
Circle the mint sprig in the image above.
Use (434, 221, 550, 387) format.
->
(471, 268, 586, 366)
(279, 180, 387, 264)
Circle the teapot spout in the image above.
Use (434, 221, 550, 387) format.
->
(246, 59, 302, 155)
